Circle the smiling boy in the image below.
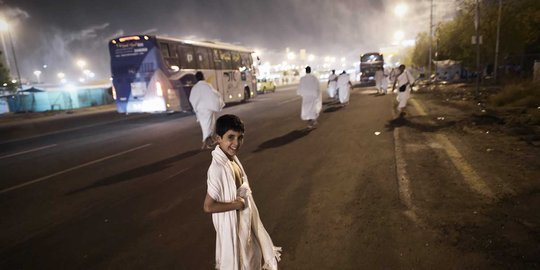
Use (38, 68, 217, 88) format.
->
(203, 114, 281, 270)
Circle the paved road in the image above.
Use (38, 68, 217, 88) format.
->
(1, 84, 538, 269)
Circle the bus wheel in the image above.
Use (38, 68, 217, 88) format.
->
(243, 87, 251, 102)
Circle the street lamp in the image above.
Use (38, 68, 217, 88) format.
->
(287, 52, 296, 61)
(0, 18, 22, 90)
(394, 30, 405, 43)
(57, 72, 67, 84)
(394, 3, 408, 18)
(76, 59, 86, 69)
(33, 70, 41, 83)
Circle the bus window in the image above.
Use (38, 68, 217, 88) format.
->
(220, 50, 232, 70)
(164, 45, 179, 69)
(240, 53, 251, 69)
(212, 49, 222, 70)
(231, 52, 242, 69)
(196, 47, 212, 69)
(160, 43, 171, 58)
(178, 45, 197, 69)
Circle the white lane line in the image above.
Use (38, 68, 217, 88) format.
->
(278, 97, 300, 105)
(0, 144, 58, 160)
(0, 143, 152, 195)
(0, 114, 148, 144)
(409, 98, 495, 198)
(163, 167, 190, 181)
(393, 111, 421, 225)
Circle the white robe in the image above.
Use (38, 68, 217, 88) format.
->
(337, 73, 351, 104)
(381, 76, 389, 94)
(189, 81, 225, 141)
(297, 74, 322, 121)
(374, 70, 384, 90)
(327, 74, 338, 98)
(395, 70, 415, 111)
(207, 146, 281, 270)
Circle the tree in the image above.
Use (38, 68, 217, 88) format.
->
(0, 50, 15, 91)
(409, 0, 540, 74)
(410, 32, 430, 68)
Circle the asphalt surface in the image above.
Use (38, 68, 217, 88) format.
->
(1, 84, 538, 269)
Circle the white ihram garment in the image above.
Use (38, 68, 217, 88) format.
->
(327, 74, 338, 98)
(395, 70, 415, 111)
(189, 81, 225, 141)
(207, 146, 281, 270)
(337, 73, 351, 104)
(381, 76, 389, 94)
(297, 74, 322, 121)
(374, 70, 384, 91)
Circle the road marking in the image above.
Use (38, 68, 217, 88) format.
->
(409, 98, 427, 115)
(0, 114, 148, 144)
(434, 134, 495, 197)
(393, 116, 421, 224)
(0, 144, 58, 160)
(163, 167, 190, 181)
(278, 97, 300, 105)
(0, 143, 152, 195)
(409, 98, 495, 198)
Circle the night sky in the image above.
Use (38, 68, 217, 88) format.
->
(0, 0, 455, 83)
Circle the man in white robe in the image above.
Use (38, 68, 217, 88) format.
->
(392, 64, 416, 116)
(189, 71, 225, 149)
(204, 114, 281, 270)
(380, 68, 389, 95)
(297, 66, 322, 129)
(336, 70, 352, 105)
(374, 67, 384, 94)
(327, 69, 338, 99)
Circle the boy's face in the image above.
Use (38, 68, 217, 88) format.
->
(217, 129, 244, 159)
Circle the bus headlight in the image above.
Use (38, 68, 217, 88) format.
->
(156, 82, 163, 97)
(112, 86, 117, 100)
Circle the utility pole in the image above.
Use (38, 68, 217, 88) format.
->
(428, 0, 433, 78)
(475, 0, 481, 98)
(493, 0, 502, 82)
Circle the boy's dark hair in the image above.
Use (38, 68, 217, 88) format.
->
(305, 66, 311, 73)
(195, 71, 205, 81)
(216, 114, 245, 137)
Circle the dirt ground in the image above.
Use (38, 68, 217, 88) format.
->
(400, 82, 540, 269)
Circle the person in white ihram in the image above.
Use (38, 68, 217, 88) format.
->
(189, 71, 225, 149)
(297, 66, 322, 129)
(374, 67, 384, 94)
(392, 64, 416, 117)
(204, 114, 281, 270)
(380, 68, 389, 95)
(336, 70, 352, 106)
(327, 69, 338, 100)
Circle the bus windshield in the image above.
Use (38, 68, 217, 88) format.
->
(360, 52, 384, 83)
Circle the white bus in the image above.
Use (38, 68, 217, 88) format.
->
(108, 35, 257, 113)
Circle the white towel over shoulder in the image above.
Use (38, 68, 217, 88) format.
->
(207, 146, 281, 270)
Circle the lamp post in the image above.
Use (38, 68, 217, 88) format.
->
(0, 19, 22, 90)
(429, 0, 433, 78)
(493, 0, 502, 82)
(475, 0, 480, 98)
